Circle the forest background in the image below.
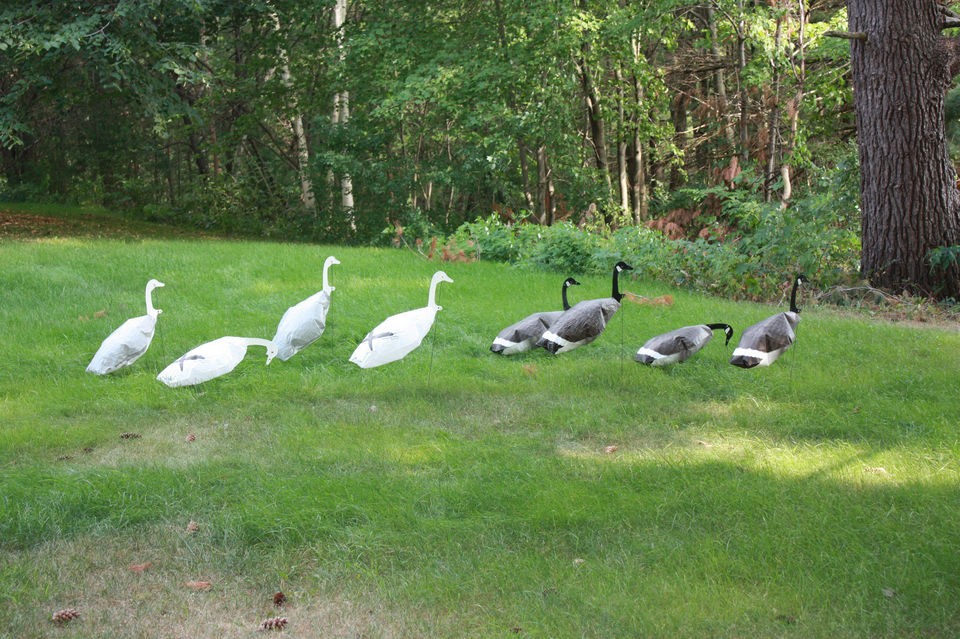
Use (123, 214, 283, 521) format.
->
(2, 0, 959, 300)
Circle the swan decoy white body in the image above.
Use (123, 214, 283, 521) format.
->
(157, 336, 278, 387)
(536, 261, 634, 354)
(86, 278, 165, 375)
(272, 255, 340, 361)
(349, 271, 453, 369)
(730, 274, 807, 368)
(490, 277, 580, 355)
(635, 323, 733, 366)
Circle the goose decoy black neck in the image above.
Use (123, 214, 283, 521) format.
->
(611, 261, 634, 302)
(789, 274, 808, 313)
(706, 323, 734, 345)
(561, 277, 581, 310)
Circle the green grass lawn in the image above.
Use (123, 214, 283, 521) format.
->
(1, 212, 959, 638)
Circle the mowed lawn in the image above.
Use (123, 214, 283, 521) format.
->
(1, 225, 959, 638)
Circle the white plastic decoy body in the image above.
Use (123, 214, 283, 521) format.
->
(273, 256, 340, 361)
(349, 271, 453, 369)
(157, 336, 278, 387)
(86, 278, 165, 375)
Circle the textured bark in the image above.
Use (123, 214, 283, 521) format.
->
(849, 0, 960, 298)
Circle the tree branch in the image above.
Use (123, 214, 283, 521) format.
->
(941, 5, 960, 30)
(824, 30, 868, 41)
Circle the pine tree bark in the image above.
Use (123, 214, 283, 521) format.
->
(849, 0, 960, 298)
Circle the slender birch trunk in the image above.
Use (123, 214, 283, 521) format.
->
(332, 0, 355, 226)
(268, 8, 315, 212)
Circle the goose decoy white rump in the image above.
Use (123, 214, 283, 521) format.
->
(349, 270, 453, 369)
(635, 323, 733, 366)
(730, 274, 808, 368)
(490, 277, 580, 355)
(536, 261, 634, 354)
(86, 278, 165, 375)
(157, 336, 278, 387)
(272, 255, 340, 361)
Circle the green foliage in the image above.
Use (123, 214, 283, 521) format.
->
(449, 169, 860, 301)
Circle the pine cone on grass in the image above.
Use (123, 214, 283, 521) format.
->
(273, 591, 287, 607)
(259, 616, 288, 631)
(51, 608, 80, 624)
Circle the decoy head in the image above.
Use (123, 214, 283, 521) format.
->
(615, 261, 634, 273)
(264, 341, 279, 366)
(434, 271, 454, 284)
(789, 274, 808, 313)
(147, 279, 165, 291)
(707, 323, 734, 345)
(723, 325, 733, 345)
(564, 278, 581, 288)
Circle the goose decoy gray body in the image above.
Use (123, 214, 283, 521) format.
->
(635, 323, 733, 366)
(536, 261, 634, 354)
(349, 271, 453, 368)
(157, 336, 278, 387)
(730, 274, 808, 368)
(86, 278, 165, 375)
(272, 255, 340, 361)
(490, 277, 580, 355)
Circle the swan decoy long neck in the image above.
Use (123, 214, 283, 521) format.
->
(427, 271, 452, 308)
(561, 278, 580, 310)
(235, 337, 278, 362)
(611, 262, 633, 302)
(322, 256, 339, 292)
(707, 323, 734, 345)
(145, 280, 164, 316)
(789, 274, 806, 313)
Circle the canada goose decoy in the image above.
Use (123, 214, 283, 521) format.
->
(730, 274, 808, 368)
(490, 277, 581, 355)
(272, 255, 340, 361)
(635, 323, 733, 366)
(536, 261, 634, 354)
(349, 271, 453, 369)
(86, 279, 165, 375)
(157, 336, 278, 387)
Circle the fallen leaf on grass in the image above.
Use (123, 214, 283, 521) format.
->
(521, 364, 538, 376)
(186, 520, 199, 533)
(696, 440, 714, 448)
(572, 558, 585, 566)
(185, 433, 196, 442)
(603, 445, 618, 454)
(882, 588, 898, 598)
(128, 561, 153, 573)
(623, 292, 674, 306)
(273, 591, 287, 607)
(864, 466, 890, 476)
(93, 309, 107, 318)
(259, 616, 288, 631)
(185, 580, 212, 591)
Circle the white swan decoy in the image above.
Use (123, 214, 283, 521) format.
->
(272, 255, 340, 361)
(157, 336, 278, 387)
(349, 271, 454, 368)
(86, 278, 165, 375)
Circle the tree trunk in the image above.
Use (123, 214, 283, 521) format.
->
(267, 7, 315, 213)
(578, 42, 611, 195)
(332, 0, 355, 227)
(849, 0, 960, 298)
